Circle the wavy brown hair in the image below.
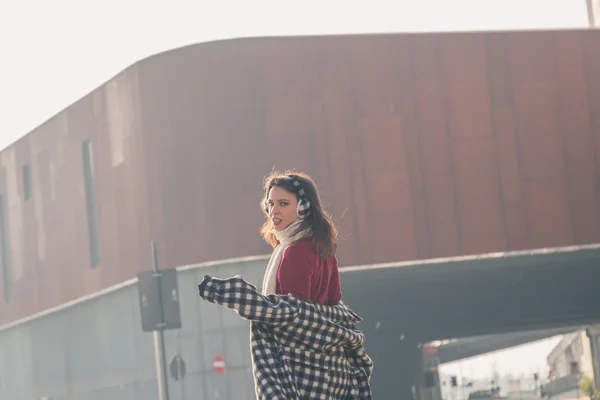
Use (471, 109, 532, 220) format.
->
(260, 170, 337, 259)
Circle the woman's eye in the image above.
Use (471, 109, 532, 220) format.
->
(280, 202, 288, 207)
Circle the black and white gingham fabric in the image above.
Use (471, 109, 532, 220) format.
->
(198, 275, 373, 399)
(288, 175, 311, 218)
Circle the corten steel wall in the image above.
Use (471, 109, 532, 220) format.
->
(138, 29, 600, 270)
(0, 65, 157, 325)
(1, 29, 600, 326)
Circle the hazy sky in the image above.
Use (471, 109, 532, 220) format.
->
(0, 0, 591, 379)
(441, 336, 562, 381)
(0, 0, 590, 151)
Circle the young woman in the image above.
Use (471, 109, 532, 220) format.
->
(198, 171, 373, 399)
(260, 171, 341, 305)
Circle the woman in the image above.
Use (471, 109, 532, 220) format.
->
(198, 171, 373, 399)
(260, 171, 341, 304)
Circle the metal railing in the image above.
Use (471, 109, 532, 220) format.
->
(540, 374, 579, 398)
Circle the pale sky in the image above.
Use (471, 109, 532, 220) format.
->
(441, 336, 563, 382)
(0, 0, 591, 380)
(0, 0, 590, 151)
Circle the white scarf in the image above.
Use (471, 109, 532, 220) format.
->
(261, 219, 311, 295)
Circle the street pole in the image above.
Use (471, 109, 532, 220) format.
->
(152, 241, 170, 400)
(459, 361, 465, 400)
(587, 0, 597, 27)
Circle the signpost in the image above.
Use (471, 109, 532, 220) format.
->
(138, 268, 182, 332)
(137, 241, 183, 400)
(214, 354, 226, 374)
(425, 345, 440, 372)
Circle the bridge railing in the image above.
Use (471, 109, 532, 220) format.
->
(540, 374, 579, 397)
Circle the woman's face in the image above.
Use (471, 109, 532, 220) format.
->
(267, 185, 299, 231)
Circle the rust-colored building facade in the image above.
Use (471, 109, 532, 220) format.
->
(1, 29, 600, 325)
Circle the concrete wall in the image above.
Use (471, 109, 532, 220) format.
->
(0, 253, 441, 400)
(0, 256, 269, 400)
(2, 247, 599, 399)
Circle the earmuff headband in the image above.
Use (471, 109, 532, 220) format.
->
(264, 175, 311, 218)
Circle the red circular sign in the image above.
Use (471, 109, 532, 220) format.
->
(213, 354, 226, 374)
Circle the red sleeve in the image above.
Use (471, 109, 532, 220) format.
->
(277, 243, 314, 301)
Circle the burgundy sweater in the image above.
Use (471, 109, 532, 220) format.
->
(276, 237, 342, 306)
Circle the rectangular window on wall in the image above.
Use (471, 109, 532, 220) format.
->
(22, 164, 31, 200)
(0, 195, 11, 302)
(82, 140, 99, 268)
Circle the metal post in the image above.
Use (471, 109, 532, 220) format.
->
(152, 241, 170, 400)
(587, 0, 597, 27)
(459, 361, 465, 400)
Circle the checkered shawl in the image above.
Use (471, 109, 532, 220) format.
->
(198, 275, 373, 399)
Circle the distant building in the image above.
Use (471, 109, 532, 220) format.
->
(547, 330, 594, 381)
(439, 372, 539, 399)
(544, 327, 600, 398)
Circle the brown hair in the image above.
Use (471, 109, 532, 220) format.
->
(260, 170, 337, 259)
